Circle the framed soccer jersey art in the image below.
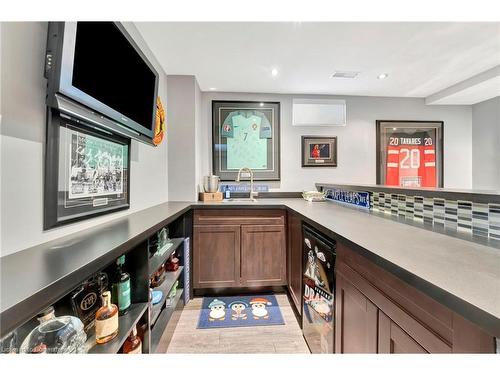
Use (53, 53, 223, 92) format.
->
(212, 101, 280, 180)
(376, 120, 443, 188)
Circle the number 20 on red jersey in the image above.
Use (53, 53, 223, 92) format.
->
(385, 135, 437, 188)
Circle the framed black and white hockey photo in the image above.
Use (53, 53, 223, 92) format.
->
(44, 110, 131, 229)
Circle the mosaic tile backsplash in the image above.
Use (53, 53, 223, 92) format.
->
(371, 192, 500, 240)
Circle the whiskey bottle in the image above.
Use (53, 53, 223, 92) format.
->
(70, 272, 108, 332)
(95, 291, 119, 344)
(122, 326, 142, 354)
(111, 255, 131, 316)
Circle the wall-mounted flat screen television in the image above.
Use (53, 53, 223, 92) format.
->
(45, 22, 159, 142)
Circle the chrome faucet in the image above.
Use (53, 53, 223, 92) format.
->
(236, 167, 257, 201)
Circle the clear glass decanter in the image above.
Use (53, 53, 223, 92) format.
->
(20, 306, 87, 354)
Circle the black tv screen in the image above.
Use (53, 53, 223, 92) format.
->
(72, 22, 156, 133)
(46, 22, 159, 141)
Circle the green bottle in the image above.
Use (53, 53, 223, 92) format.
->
(111, 255, 131, 315)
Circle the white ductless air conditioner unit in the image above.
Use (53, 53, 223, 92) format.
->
(292, 98, 346, 126)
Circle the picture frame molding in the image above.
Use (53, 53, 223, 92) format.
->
(375, 120, 444, 187)
(44, 108, 131, 230)
(301, 135, 338, 168)
(212, 100, 281, 181)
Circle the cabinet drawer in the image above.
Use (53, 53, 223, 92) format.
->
(194, 209, 285, 226)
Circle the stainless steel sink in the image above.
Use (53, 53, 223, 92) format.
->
(222, 198, 258, 203)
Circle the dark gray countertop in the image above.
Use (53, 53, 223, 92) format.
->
(1, 198, 499, 338)
(315, 183, 500, 204)
(195, 199, 500, 336)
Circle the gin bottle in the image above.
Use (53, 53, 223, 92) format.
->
(111, 255, 131, 315)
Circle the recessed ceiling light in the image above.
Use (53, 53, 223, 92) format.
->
(259, 102, 264, 107)
(377, 73, 389, 80)
(209, 87, 217, 91)
(393, 127, 397, 131)
(271, 68, 278, 77)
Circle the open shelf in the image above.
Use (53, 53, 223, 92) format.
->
(148, 238, 184, 278)
(150, 288, 184, 353)
(150, 266, 184, 325)
(85, 302, 148, 354)
(2, 207, 190, 354)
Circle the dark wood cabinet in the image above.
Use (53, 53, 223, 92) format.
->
(193, 225, 240, 288)
(335, 271, 378, 353)
(287, 213, 303, 314)
(335, 243, 495, 354)
(336, 263, 453, 353)
(193, 210, 286, 290)
(241, 225, 286, 286)
(378, 312, 427, 353)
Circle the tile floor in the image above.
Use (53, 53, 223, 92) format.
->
(161, 294, 310, 354)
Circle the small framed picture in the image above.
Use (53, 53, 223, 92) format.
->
(301, 136, 337, 167)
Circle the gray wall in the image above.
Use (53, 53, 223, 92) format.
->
(0, 22, 169, 256)
(200, 92, 473, 191)
(472, 96, 500, 190)
(195, 78, 203, 197)
(167, 75, 202, 201)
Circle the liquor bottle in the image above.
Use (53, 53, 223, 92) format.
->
(70, 272, 108, 332)
(157, 227, 169, 250)
(111, 255, 131, 316)
(150, 262, 166, 288)
(165, 253, 179, 272)
(95, 291, 119, 344)
(136, 320, 148, 344)
(122, 326, 142, 354)
(165, 280, 179, 307)
(20, 306, 87, 353)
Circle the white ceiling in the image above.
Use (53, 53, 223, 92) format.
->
(426, 65, 500, 105)
(135, 22, 500, 100)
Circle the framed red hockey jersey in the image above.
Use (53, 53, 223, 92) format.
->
(376, 121, 443, 188)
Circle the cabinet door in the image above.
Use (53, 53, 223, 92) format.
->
(378, 312, 427, 353)
(287, 214, 303, 314)
(193, 225, 240, 288)
(241, 225, 286, 287)
(337, 261, 452, 354)
(335, 271, 378, 353)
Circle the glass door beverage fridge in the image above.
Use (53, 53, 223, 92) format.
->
(302, 224, 336, 353)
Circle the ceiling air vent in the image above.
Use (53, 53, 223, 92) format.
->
(331, 71, 359, 79)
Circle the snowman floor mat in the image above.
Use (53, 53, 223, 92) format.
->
(197, 294, 285, 329)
